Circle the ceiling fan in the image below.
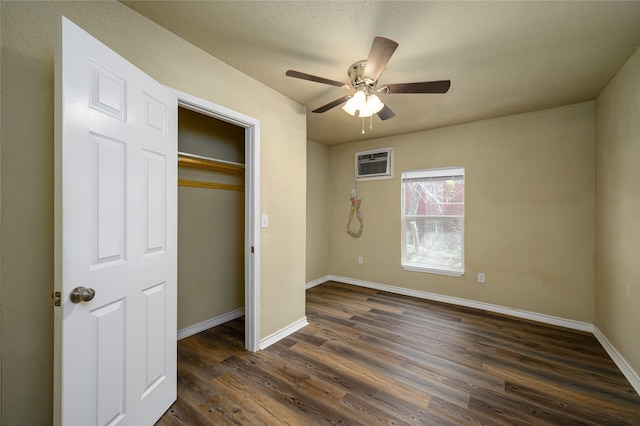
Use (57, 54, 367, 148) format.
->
(286, 36, 451, 122)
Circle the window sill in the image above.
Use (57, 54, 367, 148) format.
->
(401, 263, 465, 277)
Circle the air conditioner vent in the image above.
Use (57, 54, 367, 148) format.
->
(355, 148, 394, 181)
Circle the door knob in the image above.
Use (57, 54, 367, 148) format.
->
(70, 286, 95, 303)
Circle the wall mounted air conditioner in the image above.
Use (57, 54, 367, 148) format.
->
(355, 147, 394, 181)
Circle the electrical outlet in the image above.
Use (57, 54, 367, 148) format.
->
(358, 256, 364, 264)
(477, 273, 485, 283)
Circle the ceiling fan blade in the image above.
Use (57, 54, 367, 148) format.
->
(383, 80, 451, 94)
(362, 37, 399, 82)
(312, 95, 353, 113)
(377, 104, 396, 120)
(286, 70, 346, 88)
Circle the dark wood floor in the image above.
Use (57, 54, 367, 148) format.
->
(157, 281, 640, 425)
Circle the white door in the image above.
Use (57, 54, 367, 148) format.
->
(54, 17, 177, 425)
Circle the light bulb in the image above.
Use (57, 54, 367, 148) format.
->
(342, 102, 357, 116)
(342, 90, 366, 116)
(367, 94, 384, 114)
(358, 107, 373, 118)
(351, 90, 366, 108)
(358, 94, 384, 117)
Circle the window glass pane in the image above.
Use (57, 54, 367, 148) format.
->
(403, 217, 463, 267)
(403, 179, 464, 216)
(401, 168, 464, 275)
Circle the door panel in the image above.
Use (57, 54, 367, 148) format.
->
(143, 150, 167, 254)
(91, 299, 126, 425)
(90, 61, 127, 120)
(92, 134, 127, 266)
(141, 282, 167, 396)
(55, 16, 177, 425)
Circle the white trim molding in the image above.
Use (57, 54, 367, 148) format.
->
(329, 275, 594, 332)
(177, 308, 245, 340)
(174, 88, 261, 352)
(259, 317, 309, 350)
(306, 275, 331, 289)
(593, 327, 640, 395)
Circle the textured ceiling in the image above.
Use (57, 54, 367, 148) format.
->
(122, 1, 640, 145)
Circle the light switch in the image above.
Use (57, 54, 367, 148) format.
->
(261, 214, 268, 228)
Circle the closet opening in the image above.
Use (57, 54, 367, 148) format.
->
(176, 105, 248, 345)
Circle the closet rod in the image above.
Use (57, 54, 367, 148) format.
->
(178, 152, 245, 176)
(178, 179, 244, 191)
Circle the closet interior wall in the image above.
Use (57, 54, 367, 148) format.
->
(177, 107, 246, 331)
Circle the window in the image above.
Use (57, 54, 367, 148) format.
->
(401, 167, 465, 276)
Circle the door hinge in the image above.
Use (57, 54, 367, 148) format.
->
(251, 246, 254, 254)
(53, 291, 61, 307)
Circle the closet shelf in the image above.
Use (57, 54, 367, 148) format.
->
(178, 152, 245, 176)
(178, 179, 244, 192)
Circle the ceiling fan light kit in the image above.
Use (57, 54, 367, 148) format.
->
(286, 36, 451, 134)
(342, 90, 384, 118)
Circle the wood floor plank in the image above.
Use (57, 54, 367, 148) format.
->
(210, 371, 304, 424)
(502, 381, 614, 426)
(154, 397, 211, 426)
(337, 392, 410, 425)
(157, 281, 640, 425)
(319, 334, 473, 409)
(269, 337, 435, 424)
(426, 395, 514, 426)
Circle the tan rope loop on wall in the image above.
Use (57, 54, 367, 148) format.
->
(347, 198, 363, 238)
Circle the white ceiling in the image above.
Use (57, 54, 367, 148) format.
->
(122, 1, 640, 146)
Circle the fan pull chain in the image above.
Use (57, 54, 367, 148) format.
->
(360, 117, 374, 135)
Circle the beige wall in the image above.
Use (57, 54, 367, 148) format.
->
(595, 45, 640, 376)
(0, 2, 306, 424)
(177, 108, 245, 330)
(178, 187, 244, 329)
(179, 107, 245, 163)
(328, 103, 595, 322)
(306, 140, 331, 282)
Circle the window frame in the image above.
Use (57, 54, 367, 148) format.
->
(401, 167, 465, 277)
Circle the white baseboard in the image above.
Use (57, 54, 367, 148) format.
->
(305, 275, 331, 289)
(329, 275, 594, 332)
(593, 327, 640, 395)
(259, 316, 309, 350)
(177, 307, 245, 340)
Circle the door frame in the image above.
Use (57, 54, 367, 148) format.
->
(174, 89, 260, 352)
